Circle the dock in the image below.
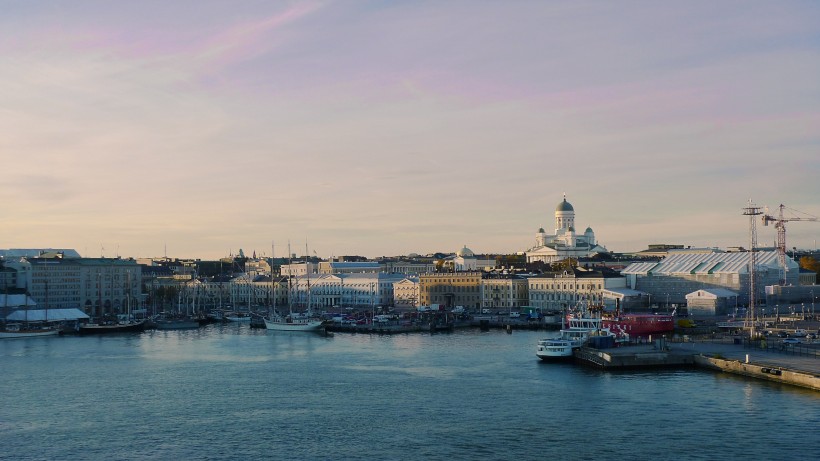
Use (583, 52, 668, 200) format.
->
(573, 338, 820, 391)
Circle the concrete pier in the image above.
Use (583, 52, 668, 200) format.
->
(573, 339, 820, 392)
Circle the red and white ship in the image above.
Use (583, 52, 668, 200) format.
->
(568, 304, 675, 339)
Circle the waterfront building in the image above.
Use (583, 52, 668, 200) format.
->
(622, 250, 794, 307)
(526, 267, 625, 312)
(685, 288, 739, 316)
(4, 256, 142, 318)
(226, 273, 275, 308)
(525, 195, 609, 263)
(291, 272, 406, 309)
(481, 275, 529, 311)
(0, 264, 18, 292)
(393, 277, 420, 310)
(419, 272, 483, 309)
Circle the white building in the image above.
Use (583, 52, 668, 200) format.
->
(445, 246, 496, 271)
(393, 277, 420, 310)
(291, 273, 407, 309)
(527, 268, 625, 311)
(526, 195, 609, 263)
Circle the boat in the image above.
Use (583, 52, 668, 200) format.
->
(264, 241, 325, 333)
(264, 312, 325, 332)
(0, 286, 60, 339)
(601, 311, 675, 338)
(78, 271, 146, 335)
(0, 323, 60, 339)
(224, 312, 252, 322)
(77, 319, 147, 335)
(536, 313, 613, 361)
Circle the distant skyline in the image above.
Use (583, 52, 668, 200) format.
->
(2, 1, 819, 260)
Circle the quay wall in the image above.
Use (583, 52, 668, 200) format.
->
(574, 346, 696, 368)
(693, 355, 820, 391)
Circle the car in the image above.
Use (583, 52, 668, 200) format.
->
(509, 312, 520, 318)
(782, 338, 801, 345)
(792, 329, 807, 337)
(777, 331, 788, 338)
(806, 333, 817, 340)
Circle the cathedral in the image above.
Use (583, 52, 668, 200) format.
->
(525, 195, 609, 263)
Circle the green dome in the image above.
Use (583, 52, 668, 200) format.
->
(556, 198, 574, 212)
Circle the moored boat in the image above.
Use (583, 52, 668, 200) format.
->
(264, 312, 325, 332)
(536, 314, 613, 361)
(77, 319, 146, 335)
(601, 312, 674, 338)
(0, 323, 60, 339)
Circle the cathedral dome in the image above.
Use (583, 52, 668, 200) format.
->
(456, 245, 475, 258)
(556, 197, 574, 212)
(585, 227, 593, 233)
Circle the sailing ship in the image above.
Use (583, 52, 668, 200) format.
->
(0, 322, 61, 339)
(78, 271, 146, 335)
(264, 242, 325, 332)
(0, 285, 59, 339)
(156, 290, 200, 329)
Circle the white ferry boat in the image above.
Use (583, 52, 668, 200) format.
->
(536, 315, 613, 361)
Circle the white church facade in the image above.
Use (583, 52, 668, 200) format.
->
(525, 195, 609, 264)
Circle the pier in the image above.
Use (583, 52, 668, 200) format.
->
(573, 337, 820, 391)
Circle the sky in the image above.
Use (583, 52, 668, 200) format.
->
(2, 1, 819, 260)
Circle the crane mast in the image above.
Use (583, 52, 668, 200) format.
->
(762, 204, 819, 285)
(742, 202, 762, 336)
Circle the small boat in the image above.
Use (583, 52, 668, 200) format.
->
(264, 312, 325, 332)
(0, 323, 60, 339)
(224, 312, 252, 322)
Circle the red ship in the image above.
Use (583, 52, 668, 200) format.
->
(566, 304, 676, 339)
(601, 311, 675, 338)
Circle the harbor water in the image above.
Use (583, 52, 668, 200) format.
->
(2, 325, 817, 460)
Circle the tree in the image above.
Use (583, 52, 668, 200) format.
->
(551, 258, 578, 272)
(799, 256, 820, 282)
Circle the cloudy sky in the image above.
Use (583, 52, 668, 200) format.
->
(2, 1, 819, 259)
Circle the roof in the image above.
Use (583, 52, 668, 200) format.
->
(5, 308, 89, 321)
(685, 288, 738, 300)
(329, 262, 380, 268)
(621, 250, 786, 276)
(0, 249, 82, 258)
(602, 288, 647, 298)
(0, 294, 37, 307)
(556, 198, 574, 212)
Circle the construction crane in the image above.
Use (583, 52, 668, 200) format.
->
(761, 204, 818, 285)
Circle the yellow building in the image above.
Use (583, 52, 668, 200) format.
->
(419, 272, 482, 309)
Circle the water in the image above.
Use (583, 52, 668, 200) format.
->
(1, 325, 817, 460)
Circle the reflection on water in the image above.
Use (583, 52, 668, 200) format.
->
(1, 327, 817, 460)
